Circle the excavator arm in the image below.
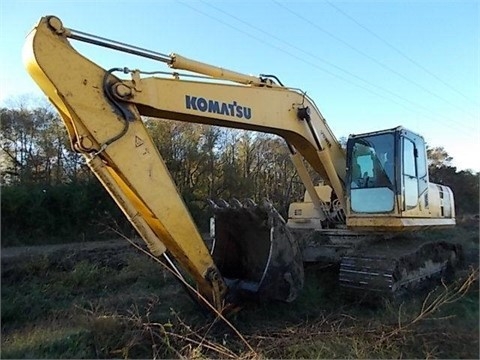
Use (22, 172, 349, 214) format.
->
(24, 16, 240, 309)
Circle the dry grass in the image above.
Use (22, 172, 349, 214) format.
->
(2, 222, 478, 359)
(241, 267, 479, 359)
(69, 265, 478, 359)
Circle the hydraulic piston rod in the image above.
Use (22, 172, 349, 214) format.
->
(46, 15, 270, 86)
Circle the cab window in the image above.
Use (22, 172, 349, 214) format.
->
(348, 133, 395, 213)
(403, 138, 418, 209)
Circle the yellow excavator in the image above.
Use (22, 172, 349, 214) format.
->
(24, 16, 459, 313)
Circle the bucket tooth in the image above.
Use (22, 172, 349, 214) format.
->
(244, 198, 257, 208)
(216, 199, 230, 209)
(260, 198, 274, 212)
(207, 199, 219, 210)
(230, 198, 243, 209)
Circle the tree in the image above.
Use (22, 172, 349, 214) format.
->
(426, 146, 479, 215)
(427, 146, 453, 168)
(0, 104, 88, 185)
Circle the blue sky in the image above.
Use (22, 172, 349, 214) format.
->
(1, 0, 479, 171)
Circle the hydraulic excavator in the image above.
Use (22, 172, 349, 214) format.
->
(24, 16, 459, 313)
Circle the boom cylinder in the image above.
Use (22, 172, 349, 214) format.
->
(170, 54, 268, 86)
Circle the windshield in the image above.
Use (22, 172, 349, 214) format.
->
(348, 133, 396, 213)
(349, 133, 395, 189)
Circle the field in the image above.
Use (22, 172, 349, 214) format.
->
(1, 220, 479, 359)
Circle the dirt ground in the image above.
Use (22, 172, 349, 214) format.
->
(1, 238, 132, 261)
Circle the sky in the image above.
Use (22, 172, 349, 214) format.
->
(1, 0, 479, 171)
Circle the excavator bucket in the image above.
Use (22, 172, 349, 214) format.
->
(209, 199, 304, 303)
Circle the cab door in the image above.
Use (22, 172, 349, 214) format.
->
(401, 134, 428, 213)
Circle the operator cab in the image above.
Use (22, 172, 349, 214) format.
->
(345, 126, 454, 230)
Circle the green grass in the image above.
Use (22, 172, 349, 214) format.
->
(1, 245, 201, 358)
(1, 223, 479, 359)
(1, 326, 95, 359)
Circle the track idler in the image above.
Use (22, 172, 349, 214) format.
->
(209, 198, 304, 303)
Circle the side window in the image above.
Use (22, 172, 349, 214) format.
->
(415, 138, 427, 179)
(415, 137, 429, 198)
(403, 139, 416, 177)
(403, 138, 418, 209)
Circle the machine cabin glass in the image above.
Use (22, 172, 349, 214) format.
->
(347, 132, 396, 213)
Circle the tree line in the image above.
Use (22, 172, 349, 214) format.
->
(0, 104, 304, 246)
(1, 104, 478, 246)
